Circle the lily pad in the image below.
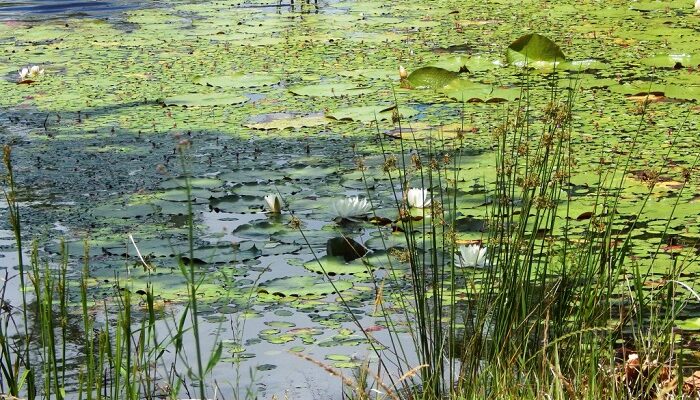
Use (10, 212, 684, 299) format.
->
(430, 55, 502, 72)
(304, 251, 392, 276)
(327, 105, 417, 122)
(194, 72, 281, 88)
(506, 33, 567, 68)
(244, 113, 330, 130)
(289, 83, 373, 97)
(641, 54, 700, 69)
(406, 67, 459, 89)
(676, 317, 700, 331)
(163, 93, 248, 107)
(91, 204, 157, 219)
(258, 276, 353, 297)
(441, 79, 520, 102)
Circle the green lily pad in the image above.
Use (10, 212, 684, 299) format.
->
(506, 33, 567, 68)
(258, 276, 353, 297)
(676, 317, 700, 331)
(609, 82, 700, 101)
(163, 93, 248, 107)
(289, 83, 373, 97)
(304, 251, 392, 276)
(91, 204, 158, 219)
(441, 79, 520, 102)
(641, 54, 700, 68)
(327, 105, 417, 122)
(406, 67, 459, 89)
(430, 55, 502, 72)
(160, 177, 223, 190)
(244, 113, 330, 130)
(194, 72, 281, 88)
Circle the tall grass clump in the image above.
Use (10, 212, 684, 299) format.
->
(0, 142, 231, 400)
(339, 79, 697, 399)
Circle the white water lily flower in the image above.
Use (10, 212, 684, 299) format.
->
(406, 188, 431, 209)
(332, 196, 371, 219)
(455, 244, 489, 268)
(18, 67, 29, 81)
(18, 65, 44, 82)
(264, 194, 282, 213)
(29, 65, 44, 76)
(696, 0, 700, 11)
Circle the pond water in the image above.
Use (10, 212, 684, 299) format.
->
(0, 0, 138, 19)
(0, 0, 699, 398)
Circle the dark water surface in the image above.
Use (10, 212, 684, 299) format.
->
(0, 0, 140, 19)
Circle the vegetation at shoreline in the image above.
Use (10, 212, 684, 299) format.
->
(0, 0, 698, 398)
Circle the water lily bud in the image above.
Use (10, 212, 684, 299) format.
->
(264, 194, 282, 213)
(399, 65, 408, 80)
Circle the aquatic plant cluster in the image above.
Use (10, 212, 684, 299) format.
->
(0, 0, 699, 399)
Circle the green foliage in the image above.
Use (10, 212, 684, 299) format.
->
(506, 33, 567, 68)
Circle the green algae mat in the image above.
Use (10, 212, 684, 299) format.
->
(1, 0, 699, 397)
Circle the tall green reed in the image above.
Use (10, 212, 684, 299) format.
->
(0, 142, 229, 400)
(333, 77, 697, 399)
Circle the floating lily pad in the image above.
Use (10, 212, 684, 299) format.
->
(244, 113, 330, 130)
(304, 251, 391, 276)
(91, 204, 157, 219)
(210, 195, 261, 213)
(676, 317, 700, 331)
(441, 79, 520, 102)
(194, 72, 281, 88)
(641, 54, 700, 69)
(258, 276, 353, 297)
(506, 33, 567, 68)
(181, 243, 262, 264)
(326, 237, 368, 262)
(163, 93, 248, 107)
(289, 83, 373, 97)
(430, 55, 502, 72)
(559, 59, 608, 71)
(327, 105, 417, 122)
(610, 82, 700, 101)
(160, 177, 224, 190)
(406, 67, 459, 89)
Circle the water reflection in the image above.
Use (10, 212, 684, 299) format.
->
(0, 0, 137, 20)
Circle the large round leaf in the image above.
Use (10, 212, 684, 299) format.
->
(244, 113, 330, 130)
(163, 93, 248, 107)
(327, 105, 417, 122)
(430, 56, 502, 72)
(194, 72, 280, 88)
(506, 33, 567, 68)
(441, 79, 520, 102)
(406, 67, 459, 89)
(640, 54, 700, 69)
(258, 276, 353, 297)
(289, 83, 373, 97)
